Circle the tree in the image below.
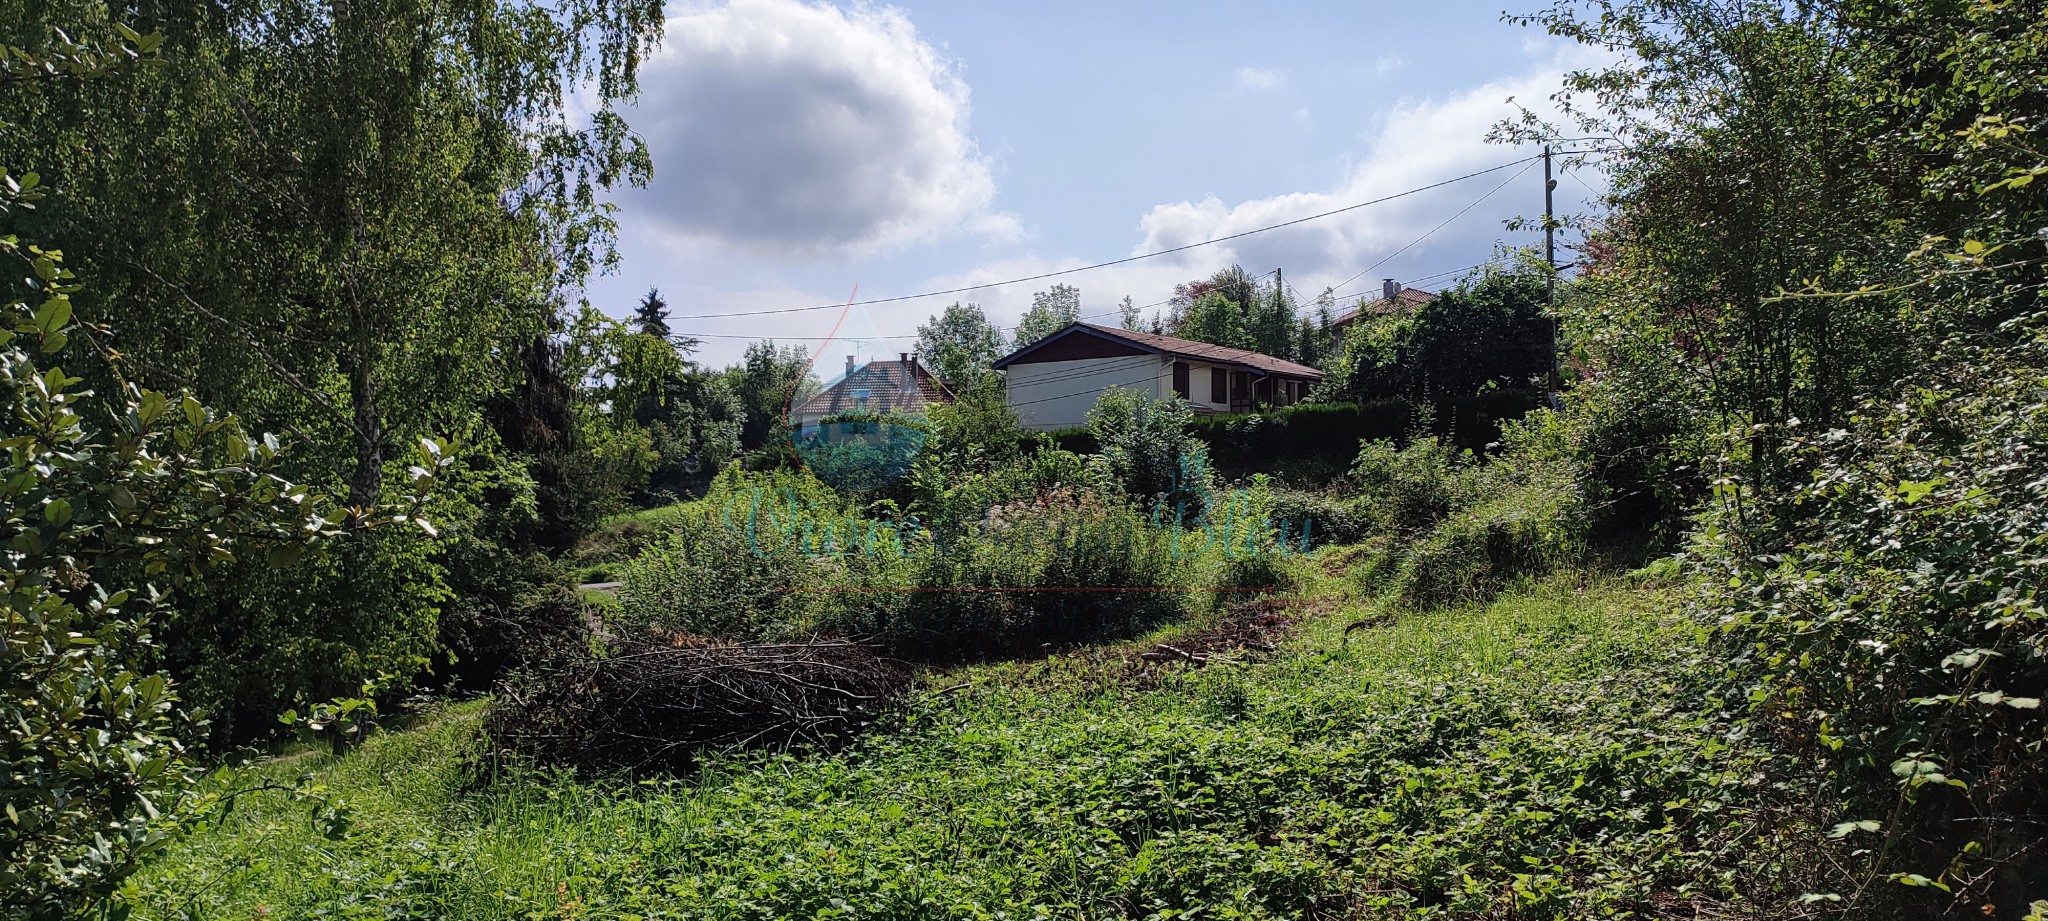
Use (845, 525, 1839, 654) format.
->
(0, 195, 417, 915)
(1178, 290, 1252, 351)
(915, 302, 1006, 394)
(0, 3, 666, 732)
(724, 340, 820, 450)
(1164, 266, 1298, 359)
(1014, 283, 1081, 346)
(0, 0, 662, 508)
(633, 287, 672, 341)
(1118, 295, 1144, 331)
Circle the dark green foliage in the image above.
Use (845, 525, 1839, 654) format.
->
(1319, 261, 1552, 406)
(1193, 399, 1408, 482)
(1087, 386, 1213, 518)
(631, 288, 671, 340)
(0, 224, 346, 917)
(1699, 320, 2048, 910)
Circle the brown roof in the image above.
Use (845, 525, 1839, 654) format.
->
(1330, 287, 1435, 328)
(792, 358, 951, 418)
(993, 323, 1322, 380)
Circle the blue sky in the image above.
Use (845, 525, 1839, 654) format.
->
(583, 0, 1608, 367)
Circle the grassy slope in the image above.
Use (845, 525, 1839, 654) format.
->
(136, 571, 1791, 920)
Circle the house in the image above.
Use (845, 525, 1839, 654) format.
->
(991, 322, 1323, 431)
(791, 352, 951, 432)
(1328, 278, 1436, 332)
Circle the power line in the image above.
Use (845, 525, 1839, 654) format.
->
(1321, 160, 1536, 299)
(663, 156, 1564, 321)
(677, 270, 1279, 342)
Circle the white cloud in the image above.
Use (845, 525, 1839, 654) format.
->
(1372, 56, 1405, 75)
(1234, 66, 1285, 90)
(1124, 62, 1595, 301)
(624, 0, 1017, 258)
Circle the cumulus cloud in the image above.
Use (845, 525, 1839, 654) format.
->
(1234, 66, 1284, 90)
(1125, 62, 1600, 301)
(625, 0, 1017, 258)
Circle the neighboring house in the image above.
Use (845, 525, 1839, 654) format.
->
(1328, 278, 1436, 332)
(991, 322, 1323, 431)
(792, 353, 951, 432)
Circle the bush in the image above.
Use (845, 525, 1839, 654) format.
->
(834, 487, 1193, 659)
(613, 502, 826, 644)
(1193, 399, 1410, 481)
(1262, 485, 1369, 548)
(1697, 319, 2048, 906)
(1337, 427, 1587, 608)
(1392, 485, 1582, 608)
(1349, 435, 1463, 536)
(0, 229, 346, 916)
(1087, 386, 1212, 518)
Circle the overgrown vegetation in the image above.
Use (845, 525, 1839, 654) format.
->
(7, 0, 2048, 915)
(137, 576, 1800, 919)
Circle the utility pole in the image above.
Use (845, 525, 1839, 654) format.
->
(1542, 145, 1562, 406)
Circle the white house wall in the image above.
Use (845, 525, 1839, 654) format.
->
(1005, 355, 1166, 431)
(1005, 354, 1251, 431)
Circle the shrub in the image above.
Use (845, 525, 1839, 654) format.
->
(1697, 319, 2048, 906)
(1338, 427, 1587, 608)
(1087, 386, 1213, 518)
(1392, 484, 1582, 608)
(842, 487, 1192, 659)
(613, 502, 825, 644)
(0, 225, 348, 916)
(1349, 435, 1463, 535)
(1262, 486, 1369, 547)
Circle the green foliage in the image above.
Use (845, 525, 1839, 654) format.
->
(1012, 283, 1082, 347)
(1343, 430, 1586, 608)
(1193, 399, 1419, 483)
(1348, 435, 1463, 536)
(1698, 319, 2048, 905)
(1164, 265, 1302, 361)
(1320, 259, 1553, 404)
(130, 577, 1795, 919)
(1087, 386, 1213, 517)
(723, 340, 820, 450)
(0, 226, 342, 917)
(914, 302, 1006, 393)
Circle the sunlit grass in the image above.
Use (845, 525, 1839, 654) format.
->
(135, 569, 1774, 919)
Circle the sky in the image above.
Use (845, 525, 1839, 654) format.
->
(581, 0, 1612, 369)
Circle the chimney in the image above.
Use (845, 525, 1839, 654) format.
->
(899, 351, 910, 367)
(844, 355, 856, 379)
(1383, 278, 1399, 301)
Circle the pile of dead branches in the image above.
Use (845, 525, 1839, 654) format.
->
(486, 634, 910, 774)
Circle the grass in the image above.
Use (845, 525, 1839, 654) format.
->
(134, 567, 1794, 919)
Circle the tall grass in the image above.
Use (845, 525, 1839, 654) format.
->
(133, 572, 1799, 919)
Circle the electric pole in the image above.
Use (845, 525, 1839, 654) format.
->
(1543, 145, 1562, 406)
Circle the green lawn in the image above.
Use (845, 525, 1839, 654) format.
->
(135, 571, 1792, 919)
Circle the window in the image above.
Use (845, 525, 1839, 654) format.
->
(852, 388, 871, 409)
(1171, 361, 1190, 399)
(1210, 367, 1227, 403)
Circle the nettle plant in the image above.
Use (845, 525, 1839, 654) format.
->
(0, 172, 444, 918)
